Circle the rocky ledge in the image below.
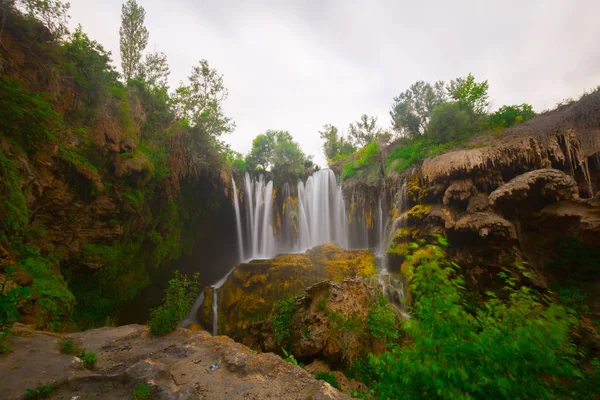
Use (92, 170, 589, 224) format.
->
(0, 324, 350, 400)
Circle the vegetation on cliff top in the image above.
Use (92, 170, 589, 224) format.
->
(323, 74, 539, 192)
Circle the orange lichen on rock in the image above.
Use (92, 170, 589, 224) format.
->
(201, 244, 377, 340)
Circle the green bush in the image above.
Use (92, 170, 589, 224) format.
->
(366, 296, 400, 344)
(426, 102, 470, 144)
(26, 383, 53, 399)
(341, 141, 379, 181)
(80, 349, 97, 369)
(1, 266, 32, 353)
(489, 104, 535, 128)
(271, 297, 297, 345)
(59, 338, 80, 355)
(0, 154, 29, 240)
(0, 77, 62, 152)
(315, 371, 340, 390)
(148, 271, 200, 335)
(17, 245, 74, 329)
(132, 382, 153, 400)
(371, 240, 584, 399)
(281, 347, 302, 366)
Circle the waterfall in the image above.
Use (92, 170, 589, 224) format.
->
(232, 177, 244, 262)
(297, 169, 348, 251)
(210, 266, 235, 336)
(179, 292, 205, 328)
(236, 169, 348, 260)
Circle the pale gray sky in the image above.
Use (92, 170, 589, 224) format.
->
(68, 0, 600, 166)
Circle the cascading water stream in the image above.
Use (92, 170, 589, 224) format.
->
(375, 179, 411, 318)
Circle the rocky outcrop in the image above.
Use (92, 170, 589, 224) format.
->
(453, 212, 517, 241)
(305, 360, 368, 393)
(489, 169, 579, 210)
(198, 244, 376, 340)
(0, 324, 349, 400)
(259, 278, 391, 365)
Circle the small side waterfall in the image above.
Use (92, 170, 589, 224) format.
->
(376, 179, 410, 318)
(210, 267, 235, 336)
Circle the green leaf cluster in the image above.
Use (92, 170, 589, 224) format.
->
(271, 297, 297, 345)
(366, 296, 400, 345)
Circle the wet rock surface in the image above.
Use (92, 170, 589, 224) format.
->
(199, 244, 376, 340)
(0, 324, 350, 400)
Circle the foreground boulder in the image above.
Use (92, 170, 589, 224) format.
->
(199, 243, 376, 340)
(0, 324, 350, 400)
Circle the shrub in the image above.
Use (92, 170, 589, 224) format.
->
(315, 371, 340, 390)
(366, 296, 400, 344)
(489, 104, 535, 128)
(79, 349, 97, 369)
(341, 141, 379, 181)
(0, 77, 62, 152)
(26, 383, 53, 399)
(371, 239, 584, 399)
(426, 102, 470, 144)
(148, 271, 200, 335)
(1, 266, 32, 353)
(59, 338, 80, 355)
(271, 297, 296, 345)
(281, 347, 302, 366)
(17, 245, 74, 329)
(132, 383, 153, 400)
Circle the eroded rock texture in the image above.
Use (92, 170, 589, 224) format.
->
(0, 324, 348, 400)
(198, 244, 376, 340)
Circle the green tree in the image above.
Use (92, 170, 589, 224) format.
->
(119, 0, 149, 81)
(319, 124, 355, 160)
(173, 59, 234, 137)
(448, 73, 489, 114)
(138, 51, 170, 93)
(348, 114, 383, 147)
(319, 124, 341, 160)
(20, 0, 70, 37)
(246, 132, 275, 171)
(271, 131, 306, 184)
(426, 102, 470, 144)
(245, 130, 310, 183)
(489, 103, 536, 128)
(63, 26, 120, 108)
(390, 80, 447, 137)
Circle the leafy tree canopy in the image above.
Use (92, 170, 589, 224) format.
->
(448, 72, 490, 114)
(173, 59, 234, 137)
(319, 124, 356, 160)
(489, 103, 536, 128)
(245, 130, 312, 184)
(390, 80, 447, 138)
(348, 114, 384, 147)
(119, 0, 149, 81)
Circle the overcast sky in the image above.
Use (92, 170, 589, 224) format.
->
(68, 0, 600, 166)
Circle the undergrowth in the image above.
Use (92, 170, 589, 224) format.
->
(148, 271, 200, 335)
(271, 296, 297, 345)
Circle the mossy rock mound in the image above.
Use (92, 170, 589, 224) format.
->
(199, 243, 376, 340)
